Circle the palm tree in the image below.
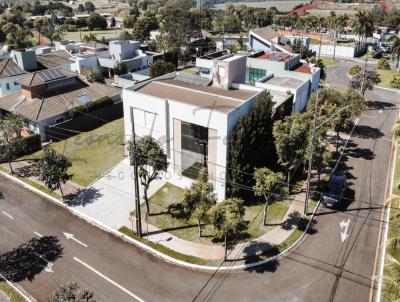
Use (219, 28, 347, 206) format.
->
(390, 36, 400, 72)
(317, 16, 326, 59)
(353, 11, 375, 93)
(82, 33, 98, 43)
(295, 17, 307, 57)
(328, 12, 337, 61)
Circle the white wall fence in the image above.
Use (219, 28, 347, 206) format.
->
(309, 44, 366, 58)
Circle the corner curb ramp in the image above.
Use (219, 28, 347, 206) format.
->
(0, 171, 319, 272)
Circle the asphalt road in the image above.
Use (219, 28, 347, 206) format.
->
(0, 62, 398, 302)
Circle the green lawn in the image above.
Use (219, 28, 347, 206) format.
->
(382, 143, 400, 301)
(139, 182, 293, 245)
(377, 69, 397, 89)
(25, 118, 125, 187)
(0, 280, 27, 302)
(63, 29, 123, 42)
(320, 57, 337, 66)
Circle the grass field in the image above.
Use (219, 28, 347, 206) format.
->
(25, 118, 125, 187)
(63, 29, 123, 42)
(377, 69, 396, 89)
(0, 280, 27, 302)
(214, 1, 308, 11)
(382, 142, 400, 302)
(140, 182, 293, 245)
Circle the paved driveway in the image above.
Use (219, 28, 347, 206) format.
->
(70, 159, 165, 230)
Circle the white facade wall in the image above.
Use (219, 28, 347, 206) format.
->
(123, 89, 231, 201)
(0, 76, 22, 97)
(71, 55, 99, 74)
(256, 79, 309, 112)
(309, 44, 366, 58)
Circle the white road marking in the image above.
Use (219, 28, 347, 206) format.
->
(74, 257, 145, 302)
(63, 232, 88, 248)
(2, 211, 13, 220)
(340, 218, 351, 242)
(33, 252, 54, 273)
(34, 231, 43, 237)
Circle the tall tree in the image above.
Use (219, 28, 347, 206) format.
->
(148, 60, 175, 78)
(0, 114, 24, 174)
(227, 93, 275, 197)
(272, 113, 311, 189)
(34, 17, 48, 46)
(181, 167, 216, 237)
(390, 35, 400, 72)
(37, 147, 72, 200)
(87, 13, 108, 31)
(209, 198, 246, 260)
(253, 168, 286, 225)
(127, 136, 167, 215)
(84, 1, 96, 13)
(350, 69, 381, 96)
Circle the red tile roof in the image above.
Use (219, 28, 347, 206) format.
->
(294, 64, 312, 74)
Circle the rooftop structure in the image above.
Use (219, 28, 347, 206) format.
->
(0, 68, 121, 140)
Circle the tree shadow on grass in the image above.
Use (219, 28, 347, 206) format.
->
(241, 241, 280, 274)
(65, 187, 103, 206)
(15, 164, 40, 178)
(0, 236, 63, 282)
(281, 211, 302, 231)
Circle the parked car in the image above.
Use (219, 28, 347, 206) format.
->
(322, 174, 347, 208)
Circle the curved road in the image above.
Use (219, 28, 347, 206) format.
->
(0, 62, 398, 302)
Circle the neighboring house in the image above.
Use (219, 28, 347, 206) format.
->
(249, 27, 309, 53)
(53, 40, 156, 77)
(113, 69, 151, 88)
(123, 55, 293, 201)
(0, 68, 121, 141)
(0, 58, 26, 97)
(36, 50, 75, 70)
(196, 50, 320, 112)
(98, 40, 153, 74)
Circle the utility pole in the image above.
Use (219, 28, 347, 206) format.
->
(130, 107, 142, 237)
(360, 37, 368, 96)
(304, 90, 319, 215)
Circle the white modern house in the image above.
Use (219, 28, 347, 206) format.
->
(123, 55, 274, 201)
(249, 27, 309, 54)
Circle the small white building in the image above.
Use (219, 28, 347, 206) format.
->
(123, 55, 270, 201)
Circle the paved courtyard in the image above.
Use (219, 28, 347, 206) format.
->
(70, 159, 165, 229)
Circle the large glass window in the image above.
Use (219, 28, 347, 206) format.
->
(249, 68, 266, 84)
(181, 122, 208, 179)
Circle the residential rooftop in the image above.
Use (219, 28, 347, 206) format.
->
(0, 78, 120, 122)
(0, 58, 26, 79)
(131, 74, 260, 113)
(16, 68, 78, 87)
(263, 76, 304, 89)
(250, 51, 295, 62)
(36, 50, 74, 69)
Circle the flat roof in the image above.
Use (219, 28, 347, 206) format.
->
(133, 77, 258, 113)
(264, 76, 304, 89)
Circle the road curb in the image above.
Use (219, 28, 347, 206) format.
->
(0, 273, 34, 302)
(0, 170, 320, 272)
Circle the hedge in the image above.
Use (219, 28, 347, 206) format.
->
(348, 64, 361, 76)
(69, 96, 114, 119)
(0, 133, 42, 161)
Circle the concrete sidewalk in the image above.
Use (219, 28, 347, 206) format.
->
(1, 160, 83, 197)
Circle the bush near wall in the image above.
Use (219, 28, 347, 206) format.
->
(348, 64, 361, 76)
(69, 96, 114, 119)
(0, 133, 42, 160)
(377, 58, 391, 70)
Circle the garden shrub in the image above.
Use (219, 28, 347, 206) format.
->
(348, 64, 361, 76)
(391, 73, 400, 89)
(377, 58, 391, 70)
